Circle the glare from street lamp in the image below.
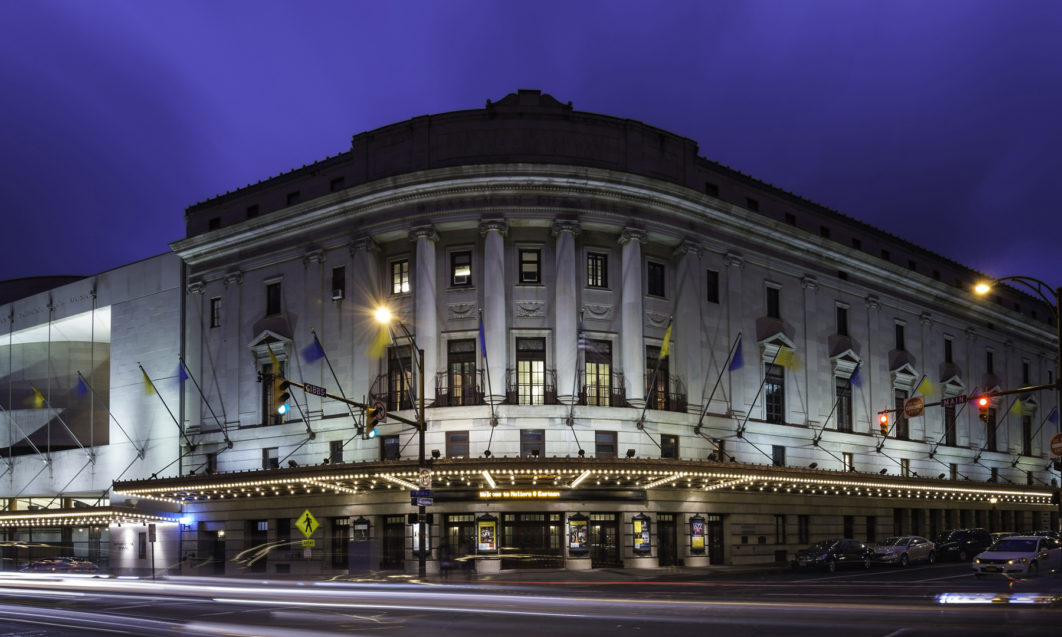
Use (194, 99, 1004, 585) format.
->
(374, 307, 392, 324)
(974, 282, 992, 295)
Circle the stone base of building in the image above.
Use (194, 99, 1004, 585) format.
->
(565, 557, 592, 570)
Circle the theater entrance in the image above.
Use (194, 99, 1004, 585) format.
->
(590, 513, 620, 568)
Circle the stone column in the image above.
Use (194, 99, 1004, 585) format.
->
(409, 225, 439, 401)
(223, 270, 244, 420)
(724, 253, 745, 419)
(672, 240, 702, 414)
(620, 227, 647, 407)
(553, 220, 581, 405)
(184, 280, 205, 434)
(480, 219, 508, 405)
(801, 275, 819, 429)
(865, 295, 881, 435)
(351, 237, 380, 404)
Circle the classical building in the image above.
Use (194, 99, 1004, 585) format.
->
(2, 91, 1059, 576)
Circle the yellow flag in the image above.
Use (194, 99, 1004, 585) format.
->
(142, 368, 156, 395)
(1009, 398, 1023, 415)
(775, 347, 797, 370)
(659, 323, 673, 359)
(267, 345, 280, 372)
(29, 385, 45, 408)
(915, 376, 935, 398)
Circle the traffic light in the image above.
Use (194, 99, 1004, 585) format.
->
(364, 406, 382, 439)
(274, 378, 291, 416)
(976, 396, 990, 423)
(879, 413, 889, 436)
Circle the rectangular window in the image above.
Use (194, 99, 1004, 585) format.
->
(851, 237, 861, 250)
(986, 350, 994, 374)
(1022, 361, 1030, 385)
(647, 261, 665, 297)
(583, 339, 613, 407)
(894, 322, 905, 351)
(900, 458, 910, 477)
(819, 225, 830, 239)
(836, 377, 853, 432)
(387, 350, 413, 412)
(705, 182, 719, 197)
(944, 405, 957, 446)
(391, 259, 410, 294)
(138, 532, 147, 560)
(986, 408, 997, 452)
(844, 516, 854, 539)
(208, 217, 221, 230)
(330, 439, 343, 464)
(516, 337, 547, 405)
(764, 363, 785, 424)
(519, 249, 541, 284)
(450, 251, 472, 287)
(881, 249, 890, 261)
(706, 269, 720, 304)
(866, 516, 877, 543)
(329, 177, 345, 192)
(893, 389, 909, 439)
(836, 305, 848, 336)
(331, 266, 345, 300)
(520, 429, 544, 458)
(210, 297, 221, 328)
(246, 204, 259, 218)
(266, 281, 282, 316)
(645, 345, 671, 411)
(745, 197, 759, 211)
(587, 252, 608, 288)
(798, 515, 809, 544)
(262, 447, 279, 470)
(331, 517, 350, 568)
(286, 191, 301, 205)
(595, 431, 617, 458)
(1022, 415, 1032, 456)
(771, 445, 786, 467)
(766, 286, 780, 319)
(944, 338, 953, 363)
(446, 431, 469, 458)
(843, 452, 854, 472)
(660, 434, 678, 459)
(380, 435, 400, 460)
(446, 339, 477, 406)
(775, 515, 786, 544)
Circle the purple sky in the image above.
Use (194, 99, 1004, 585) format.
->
(2, 0, 1060, 297)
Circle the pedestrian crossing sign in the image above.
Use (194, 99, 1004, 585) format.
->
(297, 509, 319, 538)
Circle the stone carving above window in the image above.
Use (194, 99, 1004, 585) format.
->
(515, 300, 546, 318)
(447, 303, 477, 321)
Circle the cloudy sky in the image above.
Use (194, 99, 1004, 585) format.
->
(2, 0, 1060, 298)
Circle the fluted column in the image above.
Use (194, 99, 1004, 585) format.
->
(480, 219, 508, 405)
(351, 237, 380, 403)
(724, 253, 745, 419)
(801, 275, 819, 428)
(672, 240, 702, 414)
(620, 227, 647, 407)
(553, 220, 581, 405)
(409, 225, 439, 401)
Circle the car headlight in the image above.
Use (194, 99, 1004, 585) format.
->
(975, 558, 981, 564)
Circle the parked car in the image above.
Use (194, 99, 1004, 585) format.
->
(973, 535, 1062, 577)
(873, 536, 936, 566)
(934, 528, 992, 561)
(991, 531, 1018, 544)
(20, 556, 99, 574)
(1031, 530, 1060, 540)
(793, 539, 874, 572)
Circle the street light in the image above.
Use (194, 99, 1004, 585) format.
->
(974, 276, 1061, 481)
(375, 306, 427, 579)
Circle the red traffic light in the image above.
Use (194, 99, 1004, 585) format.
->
(976, 396, 989, 408)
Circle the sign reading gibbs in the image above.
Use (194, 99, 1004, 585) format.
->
(479, 489, 561, 499)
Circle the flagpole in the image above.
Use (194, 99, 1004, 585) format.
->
(694, 332, 742, 435)
(812, 361, 860, 445)
(478, 309, 497, 428)
(736, 345, 783, 438)
(76, 371, 143, 456)
(636, 317, 672, 430)
(138, 363, 196, 450)
(309, 329, 363, 445)
(177, 357, 231, 447)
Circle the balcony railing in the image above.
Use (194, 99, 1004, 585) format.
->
(645, 373, 687, 413)
(434, 370, 486, 407)
(578, 371, 628, 407)
(369, 374, 415, 412)
(504, 368, 559, 405)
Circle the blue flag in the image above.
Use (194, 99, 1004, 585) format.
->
(302, 338, 325, 364)
(478, 315, 488, 362)
(728, 335, 744, 371)
(1049, 407, 1059, 424)
(850, 362, 862, 387)
(75, 376, 89, 397)
(177, 362, 189, 385)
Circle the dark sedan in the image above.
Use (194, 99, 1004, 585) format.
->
(792, 539, 874, 572)
(934, 528, 992, 561)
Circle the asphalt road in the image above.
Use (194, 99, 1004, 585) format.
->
(0, 561, 1058, 636)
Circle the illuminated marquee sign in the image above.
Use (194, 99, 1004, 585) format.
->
(478, 490, 562, 499)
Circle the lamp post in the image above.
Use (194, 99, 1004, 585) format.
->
(974, 276, 1062, 477)
(376, 307, 427, 579)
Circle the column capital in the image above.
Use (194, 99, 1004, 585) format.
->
(552, 219, 581, 237)
(224, 271, 244, 287)
(724, 252, 744, 269)
(350, 236, 380, 256)
(408, 224, 439, 243)
(919, 312, 933, 326)
(479, 219, 508, 237)
(801, 275, 818, 290)
(303, 248, 325, 265)
(186, 280, 205, 295)
(672, 239, 701, 258)
(618, 227, 647, 246)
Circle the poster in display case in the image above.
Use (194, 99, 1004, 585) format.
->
(689, 515, 706, 554)
(568, 513, 589, 554)
(632, 513, 651, 554)
(477, 514, 498, 554)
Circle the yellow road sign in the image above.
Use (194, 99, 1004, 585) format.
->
(297, 509, 319, 538)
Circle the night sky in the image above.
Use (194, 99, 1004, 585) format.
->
(2, 0, 1060, 295)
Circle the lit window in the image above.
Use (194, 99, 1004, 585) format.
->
(587, 252, 608, 288)
(451, 251, 472, 287)
(519, 249, 541, 284)
(391, 260, 410, 295)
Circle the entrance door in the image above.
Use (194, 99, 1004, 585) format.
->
(590, 513, 620, 568)
(706, 514, 724, 565)
(658, 514, 677, 566)
(381, 516, 405, 570)
(501, 513, 562, 569)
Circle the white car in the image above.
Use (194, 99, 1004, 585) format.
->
(873, 536, 936, 566)
(972, 535, 1062, 577)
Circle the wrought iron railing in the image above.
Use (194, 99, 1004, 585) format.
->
(434, 370, 485, 407)
(578, 371, 628, 407)
(504, 368, 559, 405)
(369, 374, 414, 412)
(645, 372, 687, 413)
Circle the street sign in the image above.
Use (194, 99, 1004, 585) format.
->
(941, 395, 967, 406)
(411, 489, 432, 498)
(418, 468, 432, 489)
(417, 497, 434, 507)
(297, 509, 319, 538)
(303, 382, 327, 397)
(148, 523, 156, 543)
(903, 396, 925, 418)
(372, 399, 387, 423)
(1050, 432, 1062, 458)
(301, 539, 316, 547)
